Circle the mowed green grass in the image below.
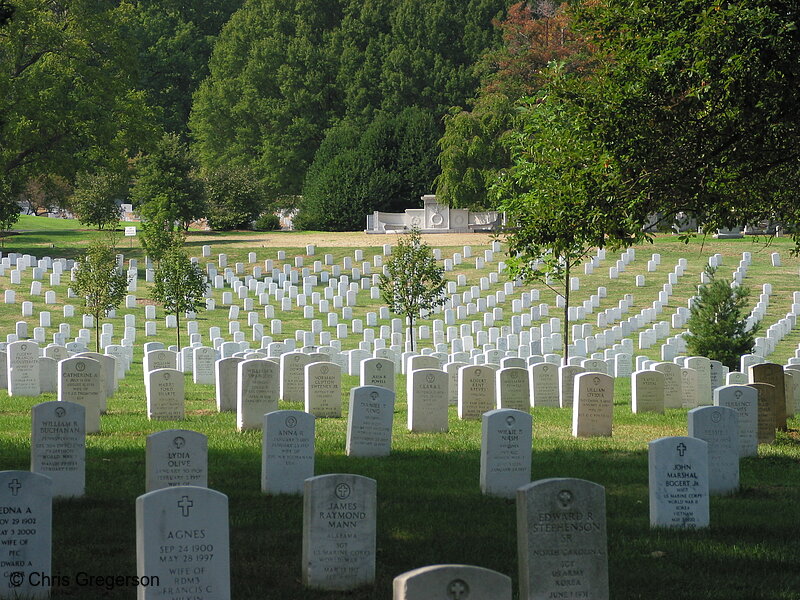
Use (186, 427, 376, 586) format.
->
(1, 220, 799, 599)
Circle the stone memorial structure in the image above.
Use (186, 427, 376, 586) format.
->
(215, 356, 243, 412)
(58, 356, 103, 433)
(360, 357, 394, 391)
(7, 340, 40, 396)
(146, 368, 185, 420)
(496, 367, 530, 412)
(632, 370, 665, 414)
(714, 385, 758, 457)
(365, 195, 502, 234)
(407, 369, 449, 432)
(458, 365, 495, 420)
(748, 382, 777, 444)
(529, 362, 559, 407)
(305, 362, 342, 418)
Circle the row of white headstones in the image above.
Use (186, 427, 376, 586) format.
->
(1, 244, 797, 599)
(2, 393, 753, 600)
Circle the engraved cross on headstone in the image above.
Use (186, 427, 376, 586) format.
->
(178, 495, 193, 517)
(447, 579, 469, 599)
(676, 442, 687, 457)
(8, 478, 21, 496)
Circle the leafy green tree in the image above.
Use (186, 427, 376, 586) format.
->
(0, 0, 156, 221)
(131, 133, 205, 249)
(72, 239, 129, 352)
(380, 227, 448, 351)
(19, 174, 72, 216)
(152, 247, 209, 349)
(190, 0, 343, 198)
(203, 166, 266, 231)
(493, 86, 642, 362)
(131, 0, 243, 137)
(0, 181, 19, 247)
(0, 1, 13, 27)
(560, 0, 800, 244)
(297, 108, 439, 231)
(70, 170, 126, 230)
(437, 1, 589, 209)
(684, 267, 758, 370)
(436, 93, 515, 209)
(191, 0, 508, 200)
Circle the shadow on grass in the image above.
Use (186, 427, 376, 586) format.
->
(1, 437, 796, 600)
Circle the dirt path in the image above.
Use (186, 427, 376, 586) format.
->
(185, 230, 499, 248)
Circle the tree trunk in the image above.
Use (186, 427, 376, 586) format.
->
(562, 263, 570, 367)
(176, 309, 181, 351)
(95, 313, 101, 353)
(407, 313, 415, 352)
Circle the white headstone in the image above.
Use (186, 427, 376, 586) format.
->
(7, 340, 40, 396)
(57, 356, 102, 433)
(714, 384, 758, 457)
(648, 436, 709, 528)
(480, 409, 532, 498)
(393, 565, 512, 600)
(572, 373, 614, 437)
(31, 401, 85, 497)
(146, 368, 185, 420)
(517, 478, 608, 600)
(262, 410, 315, 495)
(0, 471, 52, 599)
(136, 486, 230, 599)
(688, 406, 739, 495)
(302, 474, 376, 590)
(304, 362, 341, 418)
(346, 386, 395, 457)
(408, 369, 448, 432)
(146, 429, 208, 492)
(237, 359, 279, 430)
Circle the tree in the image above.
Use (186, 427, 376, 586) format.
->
(558, 0, 800, 244)
(151, 247, 208, 349)
(203, 166, 267, 231)
(297, 108, 439, 231)
(70, 170, 126, 230)
(0, 181, 19, 247)
(436, 1, 590, 209)
(18, 174, 72, 216)
(0, 1, 13, 27)
(684, 267, 758, 370)
(0, 0, 156, 226)
(493, 84, 643, 363)
(131, 0, 243, 138)
(131, 133, 205, 260)
(379, 228, 448, 351)
(72, 239, 129, 352)
(191, 0, 508, 200)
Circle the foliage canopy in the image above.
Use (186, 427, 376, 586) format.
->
(72, 239, 129, 352)
(379, 228, 448, 351)
(684, 267, 758, 370)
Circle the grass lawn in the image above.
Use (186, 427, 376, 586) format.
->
(1, 218, 799, 599)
